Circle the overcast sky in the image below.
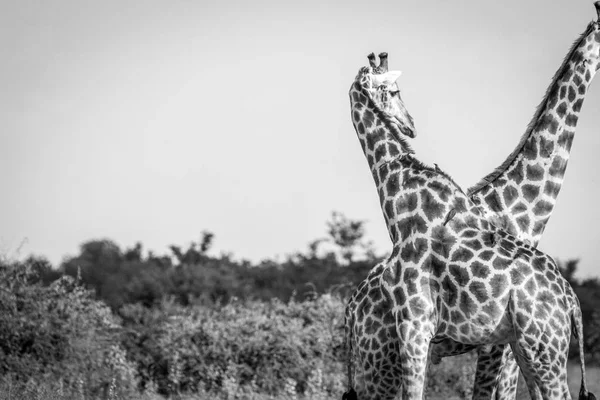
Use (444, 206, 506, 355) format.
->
(3, 0, 600, 278)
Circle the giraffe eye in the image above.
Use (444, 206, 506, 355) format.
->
(390, 90, 400, 96)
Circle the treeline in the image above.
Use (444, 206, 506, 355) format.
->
(29, 212, 381, 310)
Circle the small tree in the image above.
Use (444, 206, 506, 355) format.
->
(326, 212, 367, 264)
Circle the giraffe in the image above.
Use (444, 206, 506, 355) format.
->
(430, 4, 600, 398)
(346, 3, 600, 398)
(342, 58, 596, 399)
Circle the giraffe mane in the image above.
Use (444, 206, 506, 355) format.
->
(354, 75, 415, 155)
(467, 21, 597, 197)
(405, 156, 467, 196)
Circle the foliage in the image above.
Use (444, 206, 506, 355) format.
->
(2, 211, 600, 398)
(0, 260, 138, 398)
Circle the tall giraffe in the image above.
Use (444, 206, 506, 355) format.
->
(433, 4, 600, 398)
(343, 61, 596, 399)
(347, 4, 600, 399)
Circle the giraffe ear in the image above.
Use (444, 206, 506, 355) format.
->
(371, 71, 402, 87)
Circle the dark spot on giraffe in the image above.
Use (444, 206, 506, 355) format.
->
(441, 304, 450, 321)
(459, 323, 471, 337)
(469, 281, 489, 303)
(479, 250, 495, 262)
(522, 184, 540, 203)
(568, 85, 576, 102)
(384, 200, 394, 220)
(484, 190, 503, 212)
(515, 311, 528, 329)
(447, 324, 458, 338)
(579, 83, 587, 95)
(463, 239, 483, 252)
(573, 73, 582, 86)
(420, 189, 445, 221)
(428, 180, 453, 202)
(502, 186, 519, 207)
(429, 254, 446, 278)
(482, 301, 501, 320)
(403, 266, 420, 296)
(559, 85, 567, 99)
(516, 215, 530, 233)
(543, 181, 561, 198)
(378, 163, 390, 184)
(511, 202, 527, 214)
(363, 109, 375, 129)
(442, 276, 458, 307)
(547, 86, 559, 109)
(558, 130, 574, 151)
(507, 160, 524, 185)
(565, 113, 578, 127)
(526, 164, 544, 181)
(538, 136, 555, 158)
(461, 229, 478, 239)
(396, 192, 418, 214)
(585, 69, 591, 83)
(523, 138, 539, 161)
(388, 143, 400, 157)
(431, 225, 457, 258)
(451, 310, 466, 324)
(454, 197, 468, 213)
(450, 247, 474, 263)
(532, 200, 553, 216)
(393, 286, 406, 306)
(471, 261, 490, 279)
(492, 255, 511, 270)
(531, 256, 547, 271)
(510, 268, 525, 286)
(548, 117, 559, 135)
(549, 156, 567, 178)
(573, 98, 583, 112)
(366, 154, 374, 166)
(374, 144, 387, 161)
(365, 318, 381, 335)
(534, 272, 550, 289)
(356, 121, 366, 137)
(556, 102, 568, 119)
(449, 264, 470, 287)
(398, 214, 428, 242)
(532, 220, 547, 237)
(490, 274, 509, 297)
(545, 268, 556, 281)
(403, 174, 427, 189)
(409, 297, 428, 317)
(515, 248, 533, 262)
(400, 238, 427, 264)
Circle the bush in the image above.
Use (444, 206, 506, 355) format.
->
(0, 261, 138, 398)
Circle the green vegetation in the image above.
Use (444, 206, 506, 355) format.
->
(1, 212, 599, 399)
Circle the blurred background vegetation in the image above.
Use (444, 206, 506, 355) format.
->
(1, 212, 599, 399)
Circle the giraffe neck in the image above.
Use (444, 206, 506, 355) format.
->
(349, 81, 412, 180)
(468, 24, 600, 245)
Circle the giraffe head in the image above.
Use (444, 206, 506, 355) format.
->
(352, 52, 416, 139)
(576, 2, 600, 73)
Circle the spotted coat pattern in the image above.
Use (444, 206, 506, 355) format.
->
(343, 48, 596, 400)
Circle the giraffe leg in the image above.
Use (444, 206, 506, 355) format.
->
(471, 344, 520, 400)
(509, 336, 571, 400)
(396, 320, 432, 400)
(353, 338, 402, 400)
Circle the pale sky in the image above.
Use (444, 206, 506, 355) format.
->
(3, 0, 600, 278)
